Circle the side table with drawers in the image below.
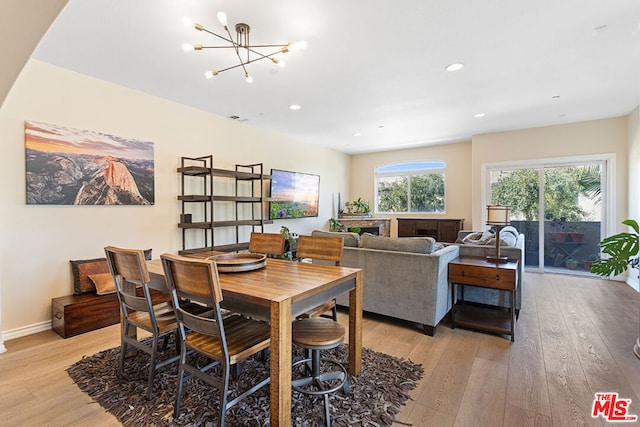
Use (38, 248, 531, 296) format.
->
(448, 256, 519, 341)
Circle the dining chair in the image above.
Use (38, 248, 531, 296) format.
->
(104, 246, 180, 400)
(248, 231, 285, 257)
(296, 235, 344, 320)
(160, 253, 271, 424)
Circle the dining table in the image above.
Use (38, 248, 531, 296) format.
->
(145, 255, 363, 426)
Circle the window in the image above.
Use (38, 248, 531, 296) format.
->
(376, 161, 446, 213)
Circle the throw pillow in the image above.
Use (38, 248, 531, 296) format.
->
(70, 249, 152, 294)
(361, 233, 435, 254)
(89, 273, 117, 295)
(70, 258, 110, 294)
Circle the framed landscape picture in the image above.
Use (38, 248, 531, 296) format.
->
(25, 121, 154, 205)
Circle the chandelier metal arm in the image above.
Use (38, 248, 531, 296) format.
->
(186, 13, 305, 81)
(222, 25, 250, 77)
(213, 48, 291, 73)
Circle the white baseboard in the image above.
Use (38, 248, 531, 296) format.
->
(1, 320, 52, 342)
(0, 341, 6, 354)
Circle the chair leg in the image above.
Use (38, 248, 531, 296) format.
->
(331, 303, 337, 322)
(118, 322, 129, 379)
(219, 366, 230, 427)
(147, 334, 159, 400)
(174, 347, 188, 418)
(323, 393, 332, 427)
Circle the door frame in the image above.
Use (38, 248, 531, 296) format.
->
(482, 153, 616, 272)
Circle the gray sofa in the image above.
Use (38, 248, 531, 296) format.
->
(448, 228, 525, 310)
(312, 230, 459, 336)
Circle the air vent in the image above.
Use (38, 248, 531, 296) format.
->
(227, 115, 248, 122)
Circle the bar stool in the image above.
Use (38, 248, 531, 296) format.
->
(291, 317, 349, 427)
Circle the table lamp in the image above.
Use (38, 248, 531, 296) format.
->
(486, 205, 511, 263)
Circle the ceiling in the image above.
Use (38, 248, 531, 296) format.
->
(33, 0, 640, 155)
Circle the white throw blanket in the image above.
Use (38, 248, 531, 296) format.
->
(460, 226, 519, 247)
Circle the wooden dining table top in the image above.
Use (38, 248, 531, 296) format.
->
(146, 256, 360, 308)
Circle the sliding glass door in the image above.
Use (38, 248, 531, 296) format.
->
(487, 157, 608, 274)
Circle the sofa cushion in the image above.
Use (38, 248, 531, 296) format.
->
(311, 230, 360, 247)
(361, 233, 436, 254)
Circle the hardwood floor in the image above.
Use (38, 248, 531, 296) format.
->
(1, 272, 639, 426)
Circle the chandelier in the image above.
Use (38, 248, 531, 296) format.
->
(182, 12, 307, 83)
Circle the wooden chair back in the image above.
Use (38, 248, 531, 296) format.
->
(296, 235, 344, 265)
(248, 232, 286, 256)
(104, 246, 153, 313)
(160, 253, 225, 340)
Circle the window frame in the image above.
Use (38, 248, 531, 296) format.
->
(375, 161, 447, 214)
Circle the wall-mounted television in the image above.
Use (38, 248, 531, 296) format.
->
(269, 169, 320, 219)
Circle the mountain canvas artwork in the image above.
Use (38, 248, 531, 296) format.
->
(25, 121, 154, 205)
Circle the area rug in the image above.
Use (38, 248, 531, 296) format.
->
(67, 343, 423, 426)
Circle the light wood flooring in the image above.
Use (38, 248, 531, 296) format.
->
(1, 272, 639, 426)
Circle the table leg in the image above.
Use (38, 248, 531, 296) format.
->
(270, 296, 292, 426)
(348, 270, 363, 375)
(511, 289, 516, 342)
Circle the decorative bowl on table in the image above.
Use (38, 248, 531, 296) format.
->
(206, 253, 267, 272)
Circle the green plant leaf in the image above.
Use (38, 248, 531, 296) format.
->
(623, 219, 640, 234)
(590, 257, 634, 277)
(598, 232, 638, 258)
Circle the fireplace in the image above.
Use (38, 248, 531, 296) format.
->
(339, 218, 391, 237)
(349, 226, 380, 236)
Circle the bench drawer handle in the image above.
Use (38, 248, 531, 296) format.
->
(55, 312, 63, 320)
(461, 271, 500, 281)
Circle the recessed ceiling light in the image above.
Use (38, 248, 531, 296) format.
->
(552, 95, 560, 100)
(445, 63, 464, 72)
(289, 104, 301, 110)
(474, 113, 485, 118)
(378, 125, 384, 129)
(353, 132, 362, 137)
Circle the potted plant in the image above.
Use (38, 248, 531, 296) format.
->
(546, 213, 569, 242)
(565, 257, 578, 269)
(341, 197, 372, 217)
(279, 225, 298, 260)
(590, 219, 640, 358)
(329, 217, 344, 232)
(582, 254, 599, 270)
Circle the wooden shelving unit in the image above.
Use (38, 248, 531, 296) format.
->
(177, 155, 272, 255)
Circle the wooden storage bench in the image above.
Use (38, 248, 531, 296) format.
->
(52, 292, 120, 338)
(51, 252, 168, 338)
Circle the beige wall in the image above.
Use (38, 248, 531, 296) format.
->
(471, 117, 629, 230)
(349, 142, 473, 236)
(0, 60, 350, 336)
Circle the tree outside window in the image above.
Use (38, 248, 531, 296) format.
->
(376, 162, 445, 213)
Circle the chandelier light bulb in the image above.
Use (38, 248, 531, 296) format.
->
(182, 43, 194, 52)
(278, 59, 286, 68)
(204, 70, 215, 79)
(181, 16, 192, 27)
(290, 40, 308, 51)
(245, 73, 254, 83)
(217, 11, 228, 27)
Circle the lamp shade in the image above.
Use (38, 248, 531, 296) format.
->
(486, 205, 511, 226)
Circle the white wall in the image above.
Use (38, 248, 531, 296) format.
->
(0, 59, 350, 337)
(627, 106, 640, 290)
